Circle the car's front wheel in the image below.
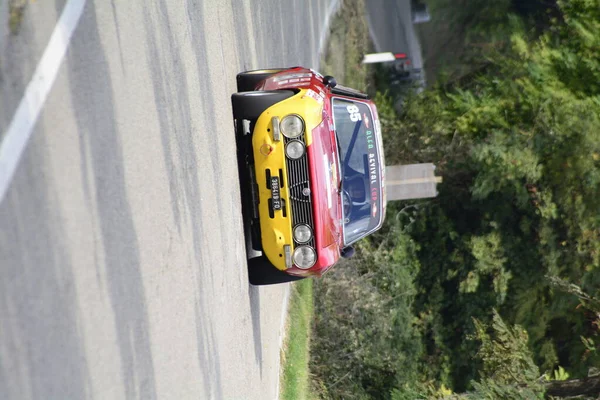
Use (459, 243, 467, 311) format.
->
(247, 256, 306, 286)
(236, 69, 284, 92)
(231, 90, 294, 120)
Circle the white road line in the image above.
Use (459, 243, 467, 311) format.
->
(0, 0, 87, 203)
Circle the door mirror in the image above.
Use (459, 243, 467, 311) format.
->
(341, 246, 355, 259)
(323, 75, 337, 88)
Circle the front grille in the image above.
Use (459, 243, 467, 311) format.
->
(284, 135, 316, 248)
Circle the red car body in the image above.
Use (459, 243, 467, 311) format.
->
(233, 67, 386, 282)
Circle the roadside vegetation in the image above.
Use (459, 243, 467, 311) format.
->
(280, 279, 315, 400)
(319, 0, 372, 92)
(310, 0, 600, 399)
(8, 0, 27, 34)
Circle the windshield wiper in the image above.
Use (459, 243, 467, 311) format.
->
(344, 120, 363, 167)
(334, 132, 345, 192)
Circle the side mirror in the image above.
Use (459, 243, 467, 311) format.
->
(340, 246, 355, 259)
(323, 75, 337, 88)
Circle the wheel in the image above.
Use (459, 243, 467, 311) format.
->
(236, 69, 284, 92)
(231, 90, 294, 120)
(248, 256, 306, 285)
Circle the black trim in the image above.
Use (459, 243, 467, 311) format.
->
(331, 84, 369, 99)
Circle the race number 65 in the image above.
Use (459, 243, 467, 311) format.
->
(346, 104, 362, 122)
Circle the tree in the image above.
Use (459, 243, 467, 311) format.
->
(379, 0, 600, 394)
(313, 0, 600, 397)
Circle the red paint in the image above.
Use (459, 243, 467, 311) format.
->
(259, 67, 385, 277)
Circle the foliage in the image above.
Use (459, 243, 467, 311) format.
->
(310, 221, 422, 399)
(281, 279, 315, 400)
(312, 0, 600, 398)
(319, 0, 372, 91)
(470, 311, 542, 391)
(381, 0, 600, 391)
(548, 366, 570, 382)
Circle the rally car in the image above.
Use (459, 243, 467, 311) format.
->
(232, 67, 386, 285)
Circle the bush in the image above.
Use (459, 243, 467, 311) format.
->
(310, 222, 422, 399)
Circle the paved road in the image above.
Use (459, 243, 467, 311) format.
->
(0, 1, 337, 399)
(364, 0, 423, 70)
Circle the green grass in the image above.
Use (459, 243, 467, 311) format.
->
(319, 0, 373, 92)
(9, 0, 27, 35)
(280, 279, 315, 400)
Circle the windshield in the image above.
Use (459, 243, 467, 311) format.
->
(332, 98, 383, 244)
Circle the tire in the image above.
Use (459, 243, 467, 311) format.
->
(236, 69, 284, 92)
(231, 90, 294, 120)
(248, 256, 306, 286)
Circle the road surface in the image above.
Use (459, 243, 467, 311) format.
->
(365, 0, 424, 70)
(0, 1, 338, 399)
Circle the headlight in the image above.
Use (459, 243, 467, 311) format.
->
(285, 140, 305, 159)
(280, 115, 304, 138)
(293, 224, 312, 243)
(293, 246, 317, 269)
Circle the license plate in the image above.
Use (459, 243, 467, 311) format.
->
(271, 177, 282, 210)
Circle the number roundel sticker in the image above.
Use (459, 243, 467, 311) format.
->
(346, 104, 362, 122)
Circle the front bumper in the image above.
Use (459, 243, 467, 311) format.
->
(251, 89, 323, 271)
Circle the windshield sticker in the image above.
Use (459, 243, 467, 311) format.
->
(365, 129, 375, 150)
(332, 97, 383, 244)
(346, 104, 362, 122)
(368, 153, 378, 186)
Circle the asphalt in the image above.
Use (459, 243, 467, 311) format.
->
(364, 0, 423, 70)
(0, 0, 337, 399)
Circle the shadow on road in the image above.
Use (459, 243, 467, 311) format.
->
(65, 1, 157, 399)
(143, 1, 231, 398)
(0, 129, 91, 399)
(248, 285, 263, 376)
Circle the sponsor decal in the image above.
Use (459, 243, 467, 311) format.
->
(304, 89, 324, 103)
(331, 161, 338, 186)
(310, 68, 323, 78)
(371, 186, 378, 202)
(368, 153, 379, 203)
(273, 72, 312, 82)
(365, 129, 374, 150)
(275, 74, 311, 87)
